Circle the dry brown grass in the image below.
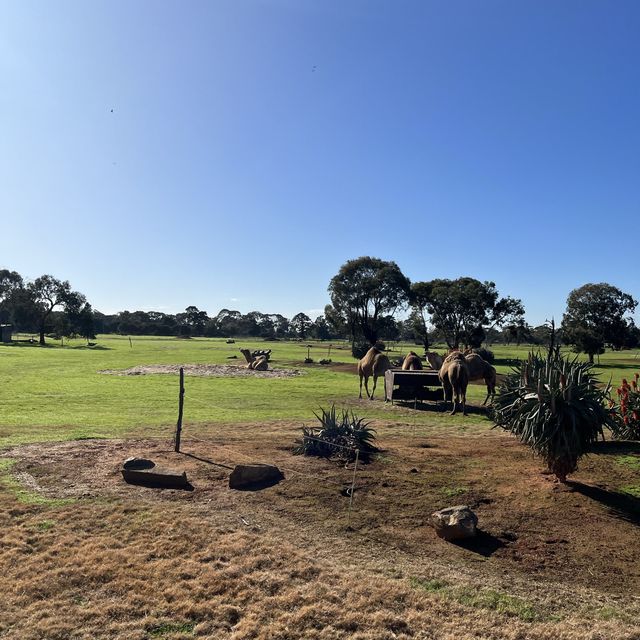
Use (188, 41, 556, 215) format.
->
(1, 422, 640, 639)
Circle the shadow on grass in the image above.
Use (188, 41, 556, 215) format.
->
(178, 451, 234, 470)
(392, 401, 490, 417)
(589, 440, 640, 456)
(452, 530, 506, 557)
(70, 345, 111, 350)
(567, 481, 640, 525)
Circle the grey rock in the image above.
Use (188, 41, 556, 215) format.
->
(229, 464, 284, 490)
(431, 505, 478, 541)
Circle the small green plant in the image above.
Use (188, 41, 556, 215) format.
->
(293, 405, 378, 461)
(491, 350, 615, 482)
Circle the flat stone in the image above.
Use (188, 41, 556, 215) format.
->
(121, 466, 189, 489)
(431, 505, 478, 541)
(229, 463, 284, 490)
(123, 457, 155, 470)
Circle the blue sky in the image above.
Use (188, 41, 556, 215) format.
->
(1, 0, 639, 324)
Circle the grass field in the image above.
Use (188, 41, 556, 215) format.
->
(1, 336, 639, 639)
(1, 335, 637, 446)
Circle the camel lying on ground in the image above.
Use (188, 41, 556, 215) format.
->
(358, 346, 391, 399)
(239, 348, 269, 371)
(439, 351, 469, 416)
(401, 351, 423, 371)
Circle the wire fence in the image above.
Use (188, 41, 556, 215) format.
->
(180, 384, 364, 526)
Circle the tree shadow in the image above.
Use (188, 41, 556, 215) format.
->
(71, 345, 111, 351)
(567, 481, 640, 525)
(588, 440, 640, 456)
(123, 478, 194, 491)
(452, 530, 506, 557)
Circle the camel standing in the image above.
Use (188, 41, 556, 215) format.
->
(425, 351, 444, 371)
(463, 353, 497, 405)
(428, 350, 496, 404)
(439, 352, 469, 416)
(401, 351, 423, 371)
(358, 346, 391, 399)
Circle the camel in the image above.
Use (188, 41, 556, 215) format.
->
(239, 348, 269, 371)
(358, 346, 392, 399)
(463, 353, 497, 405)
(425, 351, 444, 371)
(439, 352, 469, 416)
(428, 350, 496, 404)
(401, 351, 423, 371)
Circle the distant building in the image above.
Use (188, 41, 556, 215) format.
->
(1, 325, 12, 343)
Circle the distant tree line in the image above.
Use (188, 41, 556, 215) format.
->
(2, 264, 638, 360)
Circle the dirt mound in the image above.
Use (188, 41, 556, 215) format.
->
(98, 364, 301, 378)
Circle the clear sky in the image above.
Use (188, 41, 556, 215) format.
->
(1, 0, 639, 324)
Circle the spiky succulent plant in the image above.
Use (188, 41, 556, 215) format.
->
(293, 405, 378, 462)
(491, 351, 615, 482)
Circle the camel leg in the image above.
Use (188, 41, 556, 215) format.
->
(483, 384, 490, 406)
(363, 376, 371, 399)
(462, 388, 467, 416)
(370, 375, 378, 400)
(450, 390, 458, 416)
(441, 381, 451, 413)
(359, 373, 364, 399)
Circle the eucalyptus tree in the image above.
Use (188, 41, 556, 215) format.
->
(328, 257, 411, 345)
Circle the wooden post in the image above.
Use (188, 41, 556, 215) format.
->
(128, 336, 133, 349)
(174, 367, 184, 452)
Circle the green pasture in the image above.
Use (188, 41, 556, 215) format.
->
(0, 335, 638, 447)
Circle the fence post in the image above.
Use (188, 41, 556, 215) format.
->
(347, 448, 360, 527)
(174, 367, 184, 452)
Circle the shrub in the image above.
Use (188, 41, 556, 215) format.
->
(473, 347, 494, 364)
(612, 374, 640, 440)
(351, 339, 385, 360)
(293, 405, 378, 462)
(491, 351, 614, 482)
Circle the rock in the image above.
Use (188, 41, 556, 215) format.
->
(431, 505, 478, 541)
(123, 457, 155, 470)
(229, 464, 284, 490)
(122, 466, 189, 489)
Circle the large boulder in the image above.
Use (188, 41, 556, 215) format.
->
(431, 505, 478, 541)
(229, 463, 284, 490)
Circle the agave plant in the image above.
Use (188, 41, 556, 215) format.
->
(491, 351, 615, 482)
(612, 374, 640, 440)
(293, 405, 378, 462)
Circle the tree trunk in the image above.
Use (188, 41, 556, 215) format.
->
(588, 352, 594, 364)
(39, 328, 46, 346)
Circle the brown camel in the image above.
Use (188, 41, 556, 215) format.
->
(239, 348, 269, 371)
(424, 351, 444, 371)
(358, 346, 391, 399)
(429, 350, 496, 404)
(401, 351, 423, 371)
(439, 352, 469, 416)
(463, 353, 497, 405)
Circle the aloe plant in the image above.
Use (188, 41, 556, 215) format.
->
(491, 351, 615, 482)
(612, 374, 640, 440)
(293, 405, 378, 462)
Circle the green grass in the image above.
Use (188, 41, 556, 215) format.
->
(409, 577, 539, 621)
(0, 459, 72, 505)
(147, 621, 196, 637)
(0, 335, 637, 448)
(615, 455, 640, 470)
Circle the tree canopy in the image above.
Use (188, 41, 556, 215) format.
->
(561, 283, 638, 362)
(328, 256, 411, 344)
(411, 277, 524, 349)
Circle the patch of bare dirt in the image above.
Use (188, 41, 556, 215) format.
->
(98, 363, 301, 378)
